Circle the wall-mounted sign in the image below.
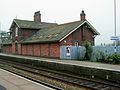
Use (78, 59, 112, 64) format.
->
(66, 47, 71, 56)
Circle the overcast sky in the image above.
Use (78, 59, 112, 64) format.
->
(0, 0, 120, 45)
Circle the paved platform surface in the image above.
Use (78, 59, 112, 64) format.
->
(0, 68, 53, 90)
(0, 53, 120, 72)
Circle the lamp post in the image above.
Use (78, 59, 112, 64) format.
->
(114, 0, 116, 36)
(114, 0, 117, 53)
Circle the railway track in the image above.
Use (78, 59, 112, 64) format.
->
(0, 59, 120, 90)
(0, 60, 63, 90)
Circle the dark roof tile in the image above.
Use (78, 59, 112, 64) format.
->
(11, 19, 57, 29)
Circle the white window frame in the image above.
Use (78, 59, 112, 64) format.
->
(15, 27, 18, 36)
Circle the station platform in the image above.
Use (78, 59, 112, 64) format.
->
(0, 53, 120, 72)
(0, 53, 120, 84)
(0, 68, 53, 90)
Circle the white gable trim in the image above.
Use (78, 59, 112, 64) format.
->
(13, 20, 20, 28)
(85, 20, 100, 35)
(59, 21, 86, 42)
(9, 20, 20, 30)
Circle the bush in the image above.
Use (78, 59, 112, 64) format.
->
(104, 54, 120, 64)
(0, 49, 2, 52)
(83, 41, 93, 60)
(97, 51, 106, 62)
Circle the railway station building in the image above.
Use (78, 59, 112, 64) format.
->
(2, 10, 100, 58)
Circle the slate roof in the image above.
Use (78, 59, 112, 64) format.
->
(21, 20, 100, 44)
(10, 19, 57, 30)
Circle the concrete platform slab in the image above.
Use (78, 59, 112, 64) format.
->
(0, 69, 53, 90)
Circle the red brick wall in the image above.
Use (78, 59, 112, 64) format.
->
(21, 44, 27, 55)
(82, 26, 94, 45)
(27, 45, 33, 56)
(3, 43, 60, 58)
(8, 45, 12, 54)
(40, 44, 49, 57)
(33, 44, 41, 56)
(60, 34, 73, 46)
(18, 44, 22, 55)
(50, 43, 60, 58)
(20, 29, 38, 40)
(12, 43, 15, 54)
(60, 25, 94, 46)
(23, 43, 60, 58)
(2, 45, 12, 54)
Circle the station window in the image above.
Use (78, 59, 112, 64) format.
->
(15, 27, 18, 36)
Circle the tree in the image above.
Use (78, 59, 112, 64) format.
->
(0, 31, 10, 48)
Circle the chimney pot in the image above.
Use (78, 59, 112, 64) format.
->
(80, 10, 86, 21)
(34, 11, 41, 23)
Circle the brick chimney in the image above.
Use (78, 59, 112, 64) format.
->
(80, 10, 86, 21)
(34, 11, 41, 23)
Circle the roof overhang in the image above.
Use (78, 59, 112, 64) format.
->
(21, 40, 59, 44)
